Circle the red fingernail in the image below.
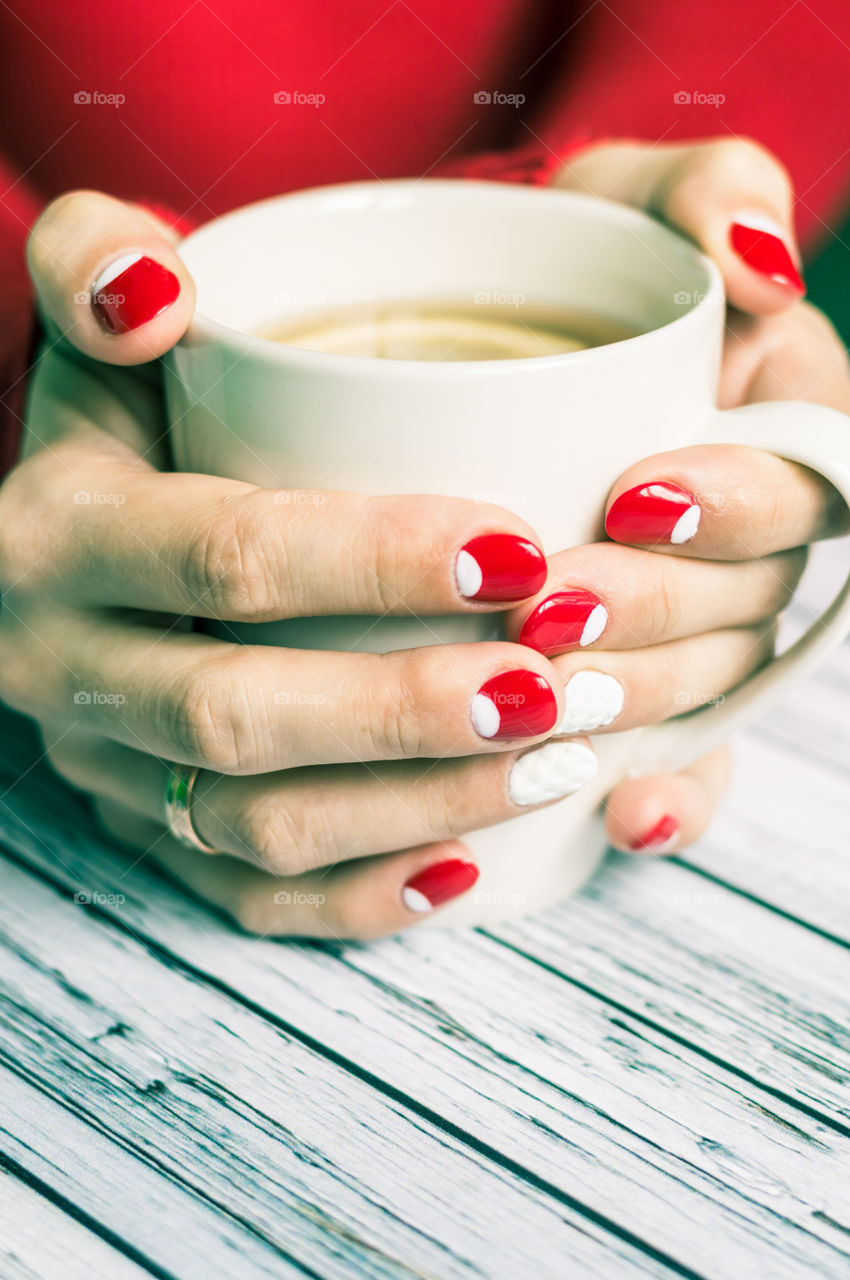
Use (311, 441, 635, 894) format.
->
(402, 858, 479, 911)
(518, 589, 608, 656)
(629, 814, 679, 852)
(729, 221, 805, 295)
(606, 481, 700, 546)
(471, 668, 558, 740)
(456, 534, 547, 602)
(91, 254, 180, 334)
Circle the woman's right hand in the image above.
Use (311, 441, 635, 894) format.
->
(0, 191, 591, 938)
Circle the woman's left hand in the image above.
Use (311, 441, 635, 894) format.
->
(512, 138, 850, 855)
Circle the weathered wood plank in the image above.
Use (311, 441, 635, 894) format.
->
(494, 851, 850, 1125)
(1, 817, 849, 1278)
(0, 1169, 152, 1280)
(0, 855, 673, 1280)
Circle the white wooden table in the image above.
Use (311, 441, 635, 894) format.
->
(1, 543, 848, 1280)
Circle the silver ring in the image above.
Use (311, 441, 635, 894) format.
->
(164, 764, 219, 852)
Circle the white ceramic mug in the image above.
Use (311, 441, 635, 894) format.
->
(166, 179, 850, 927)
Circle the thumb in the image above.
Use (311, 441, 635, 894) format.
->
(558, 138, 805, 316)
(26, 189, 195, 365)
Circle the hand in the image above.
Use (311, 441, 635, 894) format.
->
(2, 191, 593, 940)
(533, 137, 850, 853)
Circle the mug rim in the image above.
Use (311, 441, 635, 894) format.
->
(176, 178, 725, 378)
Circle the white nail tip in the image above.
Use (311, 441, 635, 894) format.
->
(456, 549, 483, 598)
(560, 670, 624, 734)
(732, 210, 788, 239)
(580, 603, 608, 647)
(470, 692, 500, 739)
(670, 504, 701, 545)
(401, 887, 432, 913)
(509, 741, 598, 807)
(92, 252, 143, 294)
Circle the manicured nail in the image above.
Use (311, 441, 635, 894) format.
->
(509, 741, 597, 806)
(471, 668, 558, 740)
(606, 481, 700, 546)
(729, 219, 805, 295)
(559, 670, 624, 734)
(456, 533, 547, 602)
(629, 814, 679, 852)
(91, 253, 180, 334)
(518, 589, 607, 655)
(402, 858, 479, 912)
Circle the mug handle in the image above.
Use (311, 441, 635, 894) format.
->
(634, 399, 850, 775)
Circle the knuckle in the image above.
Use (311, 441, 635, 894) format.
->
(183, 497, 283, 621)
(362, 652, 430, 759)
(233, 793, 319, 876)
(232, 887, 279, 936)
(0, 454, 69, 593)
(318, 888, 388, 942)
(161, 653, 262, 773)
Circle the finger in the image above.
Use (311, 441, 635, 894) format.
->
(18, 611, 568, 773)
(549, 625, 775, 737)
(92, 792, 482, 940)
(720, 302, 850, 416)
(603, 444, 849, 561)
(559, 138, 804, 313)
(604, 745, 732, 854)
(2, 452, 548, 619)
(505, 540, 805, 655)
(27, 190, 195, 364)
(47, 729, 598, 876)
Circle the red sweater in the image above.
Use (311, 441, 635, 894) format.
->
(2, 0, 850, 470)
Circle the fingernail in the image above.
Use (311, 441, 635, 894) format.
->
(606, 481, 700, 546)
(729, 218, 805, 295)
(91, 253, 180, 334)
(471, 668, 558, 740)
(560, 670, 624, 734)
(518, 589, 607, 655)
(456, 534, 547, 602)
(509, 740, 597, 807)
(402, 858, 479, 912)
(629, 814, 679, 852)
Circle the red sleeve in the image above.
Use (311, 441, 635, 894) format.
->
(0, 156, 42, 476)
(439, 1, 850, 249)
(521, 0, 850, 250)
